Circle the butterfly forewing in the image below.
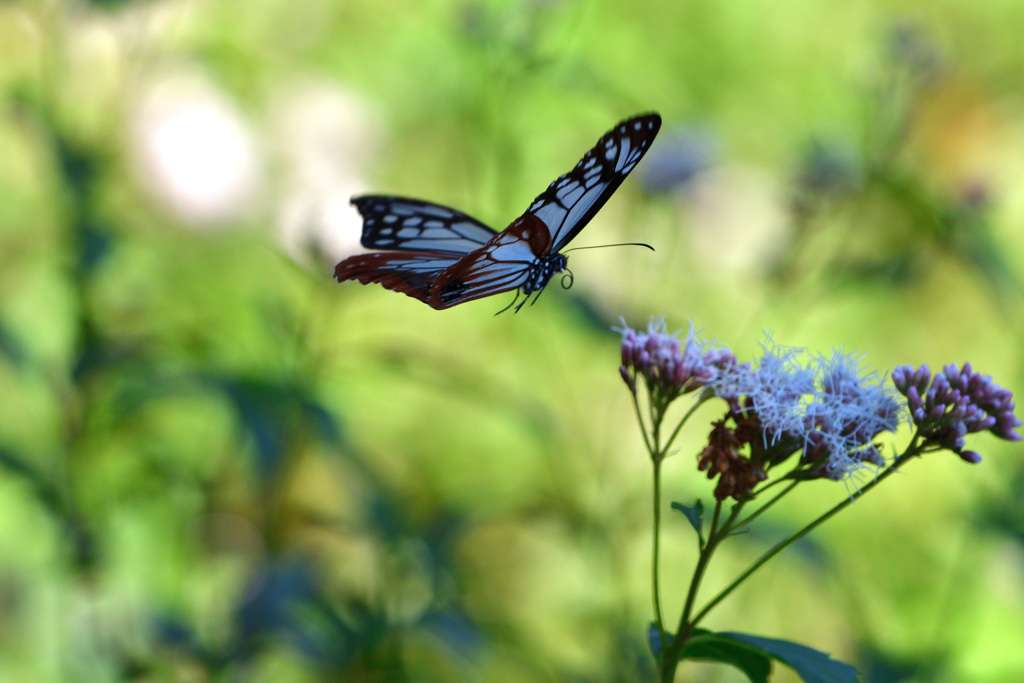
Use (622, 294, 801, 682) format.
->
(352, 196, 498, 254)
(524, 113, 661, 251)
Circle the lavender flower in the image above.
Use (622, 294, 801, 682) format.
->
(803, 351, 902, 479)
(712, 339, 816, 441)
(892, 363, 1022, 463)
(710, 339, 902, 482)
(616, 318, 739, 401)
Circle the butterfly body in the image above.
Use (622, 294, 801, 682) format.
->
(336, 113, 661, 310)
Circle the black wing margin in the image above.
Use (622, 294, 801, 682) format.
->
(522, 113, 661, 251)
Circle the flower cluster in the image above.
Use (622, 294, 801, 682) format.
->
(709, 341, 902, 487)
(893, 363, 1022, 463)
(616, 318, 739, 402)
(619, 319, 1021, 501)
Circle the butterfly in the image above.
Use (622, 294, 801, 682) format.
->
(335, 113, 661, 312)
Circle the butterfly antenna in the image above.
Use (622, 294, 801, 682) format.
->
(561, 242, 655, 254)
(560, 267, 575, 290)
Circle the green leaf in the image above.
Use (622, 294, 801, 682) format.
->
(680, 631, 771, 683)
(671, 499, 705, 546)
(717, 632, 859, 683)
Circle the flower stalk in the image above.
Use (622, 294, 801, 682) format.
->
(615, 318, 1021, 681)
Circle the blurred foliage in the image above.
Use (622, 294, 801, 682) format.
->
(0, 0, 1022, 681)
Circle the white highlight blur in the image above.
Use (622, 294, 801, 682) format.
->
(270, 81, 382, 264)
(132, 72, 262, 227)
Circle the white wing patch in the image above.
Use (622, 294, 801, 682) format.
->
(563, 183, 610, 234)
(486, 238, 538, 264)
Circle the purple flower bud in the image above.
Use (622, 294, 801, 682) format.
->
(959, 450, 982, 464)
(906, 385, 921, 412)
(892, 366, 911, 392)
(995, 413, 1023, 441)
(620, 365, 635, 393)
(615, 318, 740, 400)
(900, 361, 1020, 461)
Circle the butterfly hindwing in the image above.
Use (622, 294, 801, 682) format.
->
(352, 196, 497, 255)
(334, 251, 462, 303)
(524, 113, 661, 251)
(427, 218, 546, 309)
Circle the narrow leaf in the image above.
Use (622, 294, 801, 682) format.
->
(672, 499, 705, 546)
(718, 632, 859, 683)
(679, 630, 771, 683)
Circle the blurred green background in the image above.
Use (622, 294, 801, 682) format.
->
(1, 0, 1023, 681)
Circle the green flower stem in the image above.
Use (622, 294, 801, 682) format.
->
(652, 456, 667, 651)
(733, 480, 800, 530)
(678, 500, 722, 628)
(648, 388, 660, 440)
(660, 501, 744, 683)
(659, 439, 925, 681)
(688, 447, 920, 628)
(630, 390, 654, 456)
(661, 395, 710, 458)
(648, 393, 712, 655)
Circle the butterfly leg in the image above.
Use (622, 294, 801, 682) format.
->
(494, 289, 523, 316)
(519, 288, 544, 312)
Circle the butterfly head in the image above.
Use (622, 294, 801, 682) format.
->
(496, 253, 571, 314)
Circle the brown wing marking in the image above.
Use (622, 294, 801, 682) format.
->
(334, 251, 459, 303)
(427, 221, 545, 309)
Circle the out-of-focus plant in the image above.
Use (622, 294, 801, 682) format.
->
(616, 318, 1020, 682)
(0, 23, 479, 680)
(778, 23, 1021, 304)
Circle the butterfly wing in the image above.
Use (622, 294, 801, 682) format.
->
(352, 196, 498, 254)
(335, 197, 500, 304)
(427, 219, 541, 309)
(523, 113, 661, 252)
(334, 251, 463, 304)
(428, 114, 662, 309)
